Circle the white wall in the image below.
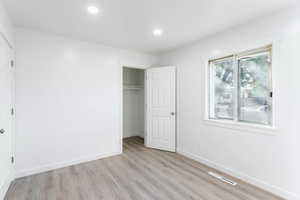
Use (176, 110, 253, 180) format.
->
(15, 28, 157, 177)
(0, 2, 14, 47)
(0, 2, 14, 200)
(123, 90, 145, 138)
(158, 7, 300, 200)
(8, 4, 300, 200)
(123, 68, 144, 138)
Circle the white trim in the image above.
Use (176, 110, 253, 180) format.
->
(202, 119, 278, 135)
(0, 170, 14, 200)
(144, 69, 149, 147)
(118, 61, 124, 154)
(0, 39, 15, 200)
(122, 132, 144, 139)
(177, 148, 300, 200)
(15, 151, 121, 179)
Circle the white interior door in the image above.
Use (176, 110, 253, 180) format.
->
(146, 66, 176, 152)
(0, 36, 13, 194)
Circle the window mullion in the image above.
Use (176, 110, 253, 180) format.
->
(209, 63, 215, 119)
(233, 56, 239, 122)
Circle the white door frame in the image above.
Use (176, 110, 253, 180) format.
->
(0, 33, 15, 165)
(118, 63, 149, 154)
(0, 32, 15, 199)
(10, 48, 16, 174)
(118, 64, 177, 154)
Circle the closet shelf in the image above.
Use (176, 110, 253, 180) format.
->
(123, 85, 144, 90)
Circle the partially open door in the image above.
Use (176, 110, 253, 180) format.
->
(146, 66, 176, 152)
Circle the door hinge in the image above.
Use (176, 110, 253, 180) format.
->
(11, 108, 14, 115)
(269, 91, 273, 98)
(11, 156, 14, 164)
(10, 60, 14, 67)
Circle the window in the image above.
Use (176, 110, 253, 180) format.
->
(208, 46, 272, 126)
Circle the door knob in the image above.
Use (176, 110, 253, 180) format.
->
(171, 112, 175, 116)
(0, 129, 5, 134)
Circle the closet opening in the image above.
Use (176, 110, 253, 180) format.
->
(122, 66, 146, 148)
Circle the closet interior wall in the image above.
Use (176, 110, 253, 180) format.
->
(123, 67, 145, 139)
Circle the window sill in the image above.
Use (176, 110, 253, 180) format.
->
(203, 119, 278, 136)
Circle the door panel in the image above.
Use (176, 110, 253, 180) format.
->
(0, 36, 13, 190)
(146, 67, 176, 152)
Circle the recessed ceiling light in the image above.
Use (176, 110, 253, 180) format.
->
(153, 29, 163, 37)
(87, 6, 99, 15)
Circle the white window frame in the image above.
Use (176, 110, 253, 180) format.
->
(204, 45, 277, 135)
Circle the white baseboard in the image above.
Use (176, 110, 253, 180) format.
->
(138, 132, 144, 138)
(123, 132, 144, 139)
(0, 170, 14, 200)
(177, 148, 300, 200)
(15, 151, 121, 179)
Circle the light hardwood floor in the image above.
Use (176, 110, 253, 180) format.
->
(5, 137, 283, 200)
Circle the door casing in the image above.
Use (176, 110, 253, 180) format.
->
(119, 64, 176, 153)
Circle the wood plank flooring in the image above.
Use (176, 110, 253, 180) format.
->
(5, 137, 283, 200)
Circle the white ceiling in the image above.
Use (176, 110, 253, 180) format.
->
(3, 0, 297, 54)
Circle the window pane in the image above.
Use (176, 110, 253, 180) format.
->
(209, 57, 234, 120)
(238, 51, 272, 125)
